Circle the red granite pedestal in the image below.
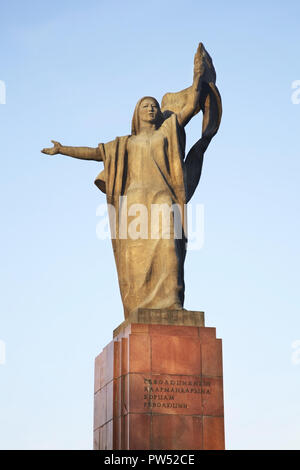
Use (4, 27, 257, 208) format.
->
(93, 309, 225, 450)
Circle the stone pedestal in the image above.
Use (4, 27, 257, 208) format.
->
(93, 309, 225, 450)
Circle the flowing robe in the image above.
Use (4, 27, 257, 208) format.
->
(95, 113, 187, 318)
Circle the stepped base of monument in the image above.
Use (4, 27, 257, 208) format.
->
(93, 309, 225, 450)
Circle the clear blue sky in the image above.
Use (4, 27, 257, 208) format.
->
(0, 0, 299, 449)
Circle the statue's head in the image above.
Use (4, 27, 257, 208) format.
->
(131, 96, 164, 135)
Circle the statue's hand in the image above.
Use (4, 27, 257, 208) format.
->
(193, 43, 216, 85)
(193, 43, 206, 83)
(41, 140, 62, 155)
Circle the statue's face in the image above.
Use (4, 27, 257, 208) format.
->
(139, 98, 160, 124)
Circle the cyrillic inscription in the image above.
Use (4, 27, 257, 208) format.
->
(143, 377, 211, 410)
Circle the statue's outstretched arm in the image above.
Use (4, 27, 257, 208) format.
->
(41, 140, 103, 161)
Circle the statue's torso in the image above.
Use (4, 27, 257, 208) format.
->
(126, 130, 168, 190)
(125, 126, 173, 210)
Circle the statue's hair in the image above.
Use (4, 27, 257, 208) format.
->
(131, 96, 164, 135)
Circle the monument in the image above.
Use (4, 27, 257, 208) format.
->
(42, 43, 224, 450)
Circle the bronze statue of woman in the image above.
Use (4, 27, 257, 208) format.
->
(42, 43, 222, 319)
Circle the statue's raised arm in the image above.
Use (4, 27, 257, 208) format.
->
(161, 42, 222, 202)
(172, 43, 206, 128)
